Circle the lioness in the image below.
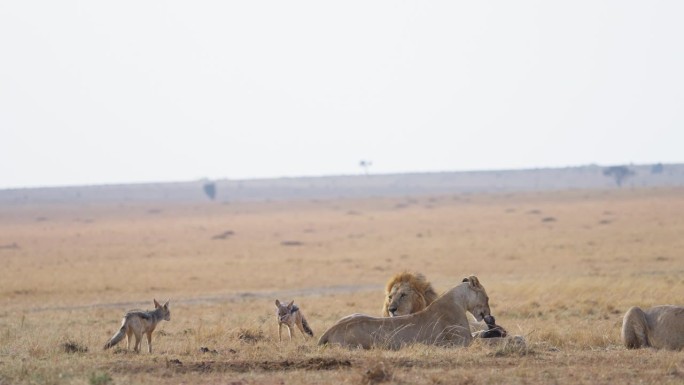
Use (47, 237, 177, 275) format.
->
(622, 305, 684, 350)
(318, 276, 490, 349)
(382, 272, 439, 317)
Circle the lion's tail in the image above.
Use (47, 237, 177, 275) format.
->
(621, 306, 649, 349)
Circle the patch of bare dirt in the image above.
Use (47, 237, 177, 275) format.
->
(280, 240, 304, 246)
(148, 358, 352, 374)
(211, 230, 234, 240)
(0, 242, 19, 250)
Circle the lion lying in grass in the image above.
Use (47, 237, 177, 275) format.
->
(318, 276, 490, 349)
(621, 305, 684, 350)
(382, 272, 439, 317)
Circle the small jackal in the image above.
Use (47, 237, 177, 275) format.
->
(275, 299, 313, 341)
(103, 299, 170, 353)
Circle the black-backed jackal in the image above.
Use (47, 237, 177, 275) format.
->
(275, 299, 313, 341)
(103, 299, 171, 353)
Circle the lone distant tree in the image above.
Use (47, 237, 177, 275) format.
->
(203, 181, 217, 200)
(603, 166, 635, 187)
(359, 160, 373, 175)
(651, 163, 664, 174)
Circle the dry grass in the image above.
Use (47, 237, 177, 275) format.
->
(1, 188, 683, 384)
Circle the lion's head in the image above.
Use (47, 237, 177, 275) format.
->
(382, 272, 439, 317)
(461, 275, 490, 322)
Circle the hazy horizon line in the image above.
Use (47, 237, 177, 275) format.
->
(2, 161, 677, 191)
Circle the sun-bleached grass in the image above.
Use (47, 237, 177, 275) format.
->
(1, 188, 684, 384)
(1, 304, 683, 384)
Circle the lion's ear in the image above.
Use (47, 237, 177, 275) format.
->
(467, 276, 481, 288)
(462, 277, 469, 283)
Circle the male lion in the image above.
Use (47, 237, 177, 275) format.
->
(382, 272, 439, 317)
(319, 276, 490, 349)
(621, 305, 684, 350)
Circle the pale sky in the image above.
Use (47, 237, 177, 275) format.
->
(1, 1, 683, 189)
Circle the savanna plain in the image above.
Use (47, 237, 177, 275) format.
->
(0, 187, 683, 384)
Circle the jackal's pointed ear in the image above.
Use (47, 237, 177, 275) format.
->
(287, 300, 295, 309)
(154, 299, 161, 308)
(163, 300, 169, 308)
(275, 299, 281, 307)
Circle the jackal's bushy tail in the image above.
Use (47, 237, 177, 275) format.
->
(103, 325, 126, 350)
(301, 316, 314, 337)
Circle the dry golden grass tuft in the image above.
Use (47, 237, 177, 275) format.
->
(360, 358, 393, 384)
(1, 188, 684, 384)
